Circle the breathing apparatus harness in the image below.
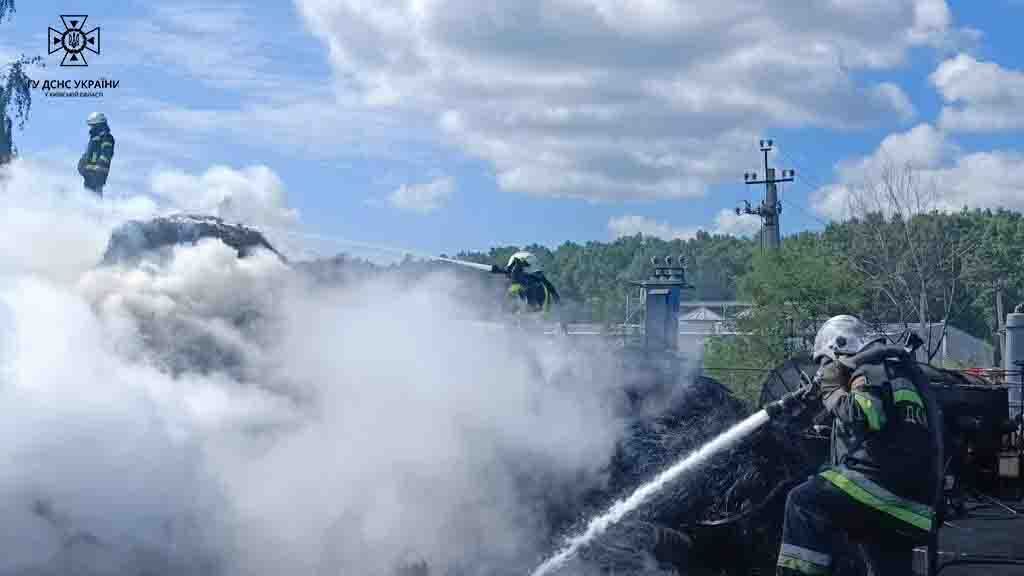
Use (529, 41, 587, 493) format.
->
(693, 336, 948, 575)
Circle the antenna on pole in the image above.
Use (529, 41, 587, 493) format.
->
(736, 139, 794, 252)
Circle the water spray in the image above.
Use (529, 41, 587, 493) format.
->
(528, 365, 818, 575)
(529, 409, 773, 576)
(252, 224, 500, 273)
(434, 257, 495, 272)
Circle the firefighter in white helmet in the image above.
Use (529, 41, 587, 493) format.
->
(771, 315, 935, 575)
(490, 251, 560, 313)
(78, 112, 115, 197)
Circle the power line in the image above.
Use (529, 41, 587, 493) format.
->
(782, 198, 831, 228)
(775, 146, 832, 193)
(772, 146, 835, 229)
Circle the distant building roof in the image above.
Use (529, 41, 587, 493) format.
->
(682, 307, 723, 321)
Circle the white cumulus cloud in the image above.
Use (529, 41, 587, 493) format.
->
(811, 124, 1024, 220)
(932, 53, 1024, 133)
(712, 209, 764, 237)
(295, 0, 960, 201)
(388, 176, 455, 214)
(609, 215, 699, 241)
(608, 209, 760, 241)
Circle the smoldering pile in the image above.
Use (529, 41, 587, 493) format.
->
(0, 208, 818, 576)
(0, 220, 627, 576)
(535, 357, 820, 576)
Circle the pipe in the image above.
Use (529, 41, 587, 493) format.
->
(1006, 313, 1024, 421)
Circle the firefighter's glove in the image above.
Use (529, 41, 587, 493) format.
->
(765, 389, 807, 421)
(798, 368, 822, 403)
(817, 360, 850, 413)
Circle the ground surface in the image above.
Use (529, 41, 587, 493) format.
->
(920, 496, 1024, 575)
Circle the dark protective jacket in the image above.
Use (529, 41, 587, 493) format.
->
(79, 126, 115, 191)
(508, 271, 560, 312)
(491, 262, 561, 313)
(819, 342, 935, 534)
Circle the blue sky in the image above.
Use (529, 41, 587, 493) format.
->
(2, 1, 1023, 260)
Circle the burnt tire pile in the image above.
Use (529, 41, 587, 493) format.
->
(545, 353, 821, 576)
(101, 213, 284, 266)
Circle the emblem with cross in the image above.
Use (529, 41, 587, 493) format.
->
(48, 15, 101, 67)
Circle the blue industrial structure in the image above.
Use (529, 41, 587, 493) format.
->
(630, 255, 693, 352)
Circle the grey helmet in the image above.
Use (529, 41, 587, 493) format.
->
(812, 315, 883, 364)
(87, 112, 108, 126)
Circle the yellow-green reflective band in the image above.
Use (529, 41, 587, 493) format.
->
(820, 470, 933, 532)
(780, 544, 831, 567)
(853, 392, 885, 431)
(894, 389, 924, 408)
(778, 555, 830, 575)
(508, 284, 523, 296)
(101, 142, 114, 148)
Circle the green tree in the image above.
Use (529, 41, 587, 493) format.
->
(963, 209, 1024, 363)
(0, 0, 14, 23)
(704, 236, 866, 405)
(1, 56, 40, 164)
(0, 2, 40, 166)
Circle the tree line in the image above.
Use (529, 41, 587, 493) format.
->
(313, 177, 1023, 393)
(444, 166, 1024, 404)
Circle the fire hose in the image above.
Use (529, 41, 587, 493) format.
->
(692, 345, 949, 576)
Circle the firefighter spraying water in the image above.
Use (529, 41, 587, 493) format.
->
(437, 252, 560, 315)
(529, 315, 944, 576)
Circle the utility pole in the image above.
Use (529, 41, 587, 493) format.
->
(738, 139, 794, 252)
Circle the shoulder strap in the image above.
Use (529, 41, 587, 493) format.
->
(851, 361, 887, 388)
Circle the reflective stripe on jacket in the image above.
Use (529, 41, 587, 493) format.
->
(819, 468, 933, 532)
(83, 130, 115, 178)
(820, 344, 935, 533)
(508, 273, 558, 313)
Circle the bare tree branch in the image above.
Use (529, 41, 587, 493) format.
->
(842, 159, 978, 364)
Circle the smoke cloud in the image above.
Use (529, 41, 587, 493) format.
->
(0, 160, 638, 575)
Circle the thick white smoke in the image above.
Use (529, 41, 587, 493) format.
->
(0, 160, 636, 575)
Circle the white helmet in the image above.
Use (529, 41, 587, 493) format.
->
(87, 112, 107, 126)
(507, 251, 539, 272)
(812, 315, 883, 364)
